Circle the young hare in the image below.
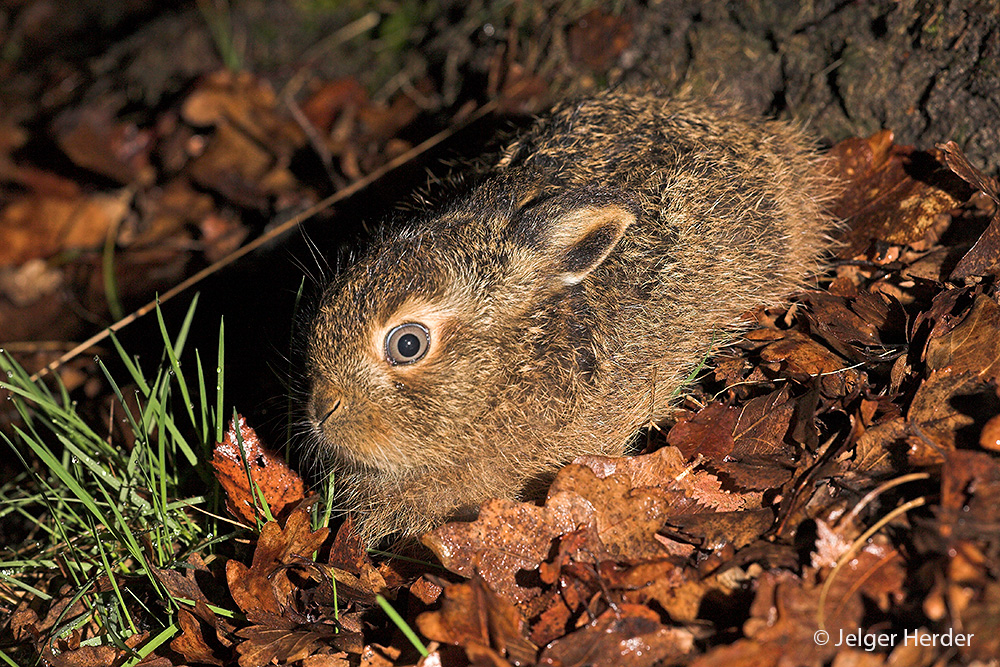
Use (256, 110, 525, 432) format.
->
(306, 90, 833, 543)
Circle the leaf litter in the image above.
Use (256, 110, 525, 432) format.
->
(5, 16, 1000, 667)
(9, 130, 1000, 665)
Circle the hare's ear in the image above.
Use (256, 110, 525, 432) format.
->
(542, 201, 636, 285)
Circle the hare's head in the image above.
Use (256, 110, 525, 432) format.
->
(306, 177, 637, 474)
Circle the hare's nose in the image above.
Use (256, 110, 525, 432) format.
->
(311, 388, 345, 424)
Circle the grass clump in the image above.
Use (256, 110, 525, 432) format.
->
(0, 297, 230, 665)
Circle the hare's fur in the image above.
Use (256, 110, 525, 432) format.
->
(306, 91, 833, 543)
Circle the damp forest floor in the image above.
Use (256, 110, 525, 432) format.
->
(2, 2, 1000, 667)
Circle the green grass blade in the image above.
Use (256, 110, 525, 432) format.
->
(122, 623, 179, 667)
(376, 594, 429, 657)
(109, 331, 151, 395)
(96, 358, 143, 439)
(172, 293, 200, 358)
(91, 517, 139, 635)
(155, 301, 198, 435)
(195, 349, 209, 446)
(216, 316, 225, 444)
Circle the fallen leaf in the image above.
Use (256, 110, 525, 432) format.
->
(211, 414, 305, 524)
(538, 604, 695, 667)
(598, 559, 708, 623)
(759, 332, 861, 398)
(226, 504, 330, 619)
(573, 446, 757, 512)
(53, 104, 155, 186)
(691, 568, 863, 667)
(181, 70, 307, 208)
(172, 608, 228, 666)
(907, 367, 997, 453)
(547, 463, 687, 560)
(925, 293, 1000, 381)
(667, 402, 739, 460)
(422, 497, 590, 604)
(708, 389, 798, 491)
(828, 132, 973, 258)
(937, 140, 999, 205)
(0, 190, 131, 266)
(416, 576, 537, 665)
(939, 450, 1000, 543)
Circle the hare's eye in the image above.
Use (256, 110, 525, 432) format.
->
(385, 323, 430, 365)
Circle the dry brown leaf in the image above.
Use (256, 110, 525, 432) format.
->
(912, 286, 973, 351)
(416, 576, 536, 665)
(187, 120, 281, 209)
(303, 652, 352, 667)
(128, 178, 212, 246)
(410, 576, 444, 606)
(851, 418, 907, 475)
(937, 140, 1000, 204)
(950, 209, 1000, 280)
(828, 131, 972, 258)
(53, 104, 155, 186)
(547, 463, 688, 560)
(42, 645, 122, 667)
(666, 508, 774, 551)
(705, 389, 798, 491)
(211, 414, 305, 525)
(172, 608, 229, 666)
(181, 70, 307, 207)
(359, 643, 402, 667)
(907, 368, 996, 453)
(422, 497, 590, 604)
(225, 506, 367, 665)
(804, 290, 905, 360)
(925, 293, 1000, 381)
(0, 190, 131, 266)
(599, 559, 709, 623)
(573, 446, 757, 512)
(235, 621, 347, 667)
(537, 604, 695, 667)
(181, 70, 306, 149)
(666, 402, 739, 460)
(226, 504, 329, 619)
(936, 141, 1000, 279)
(760, 331, 861, 397)
(939, 450, 1000, 543)
(691, 569, 863, 667)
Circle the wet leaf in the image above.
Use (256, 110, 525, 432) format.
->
(227, 504, 330, 619)
(211, 414, 306, 524)
(667, 402, 739, 460)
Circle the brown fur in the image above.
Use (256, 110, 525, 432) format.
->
(305, 90, 834, 543)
